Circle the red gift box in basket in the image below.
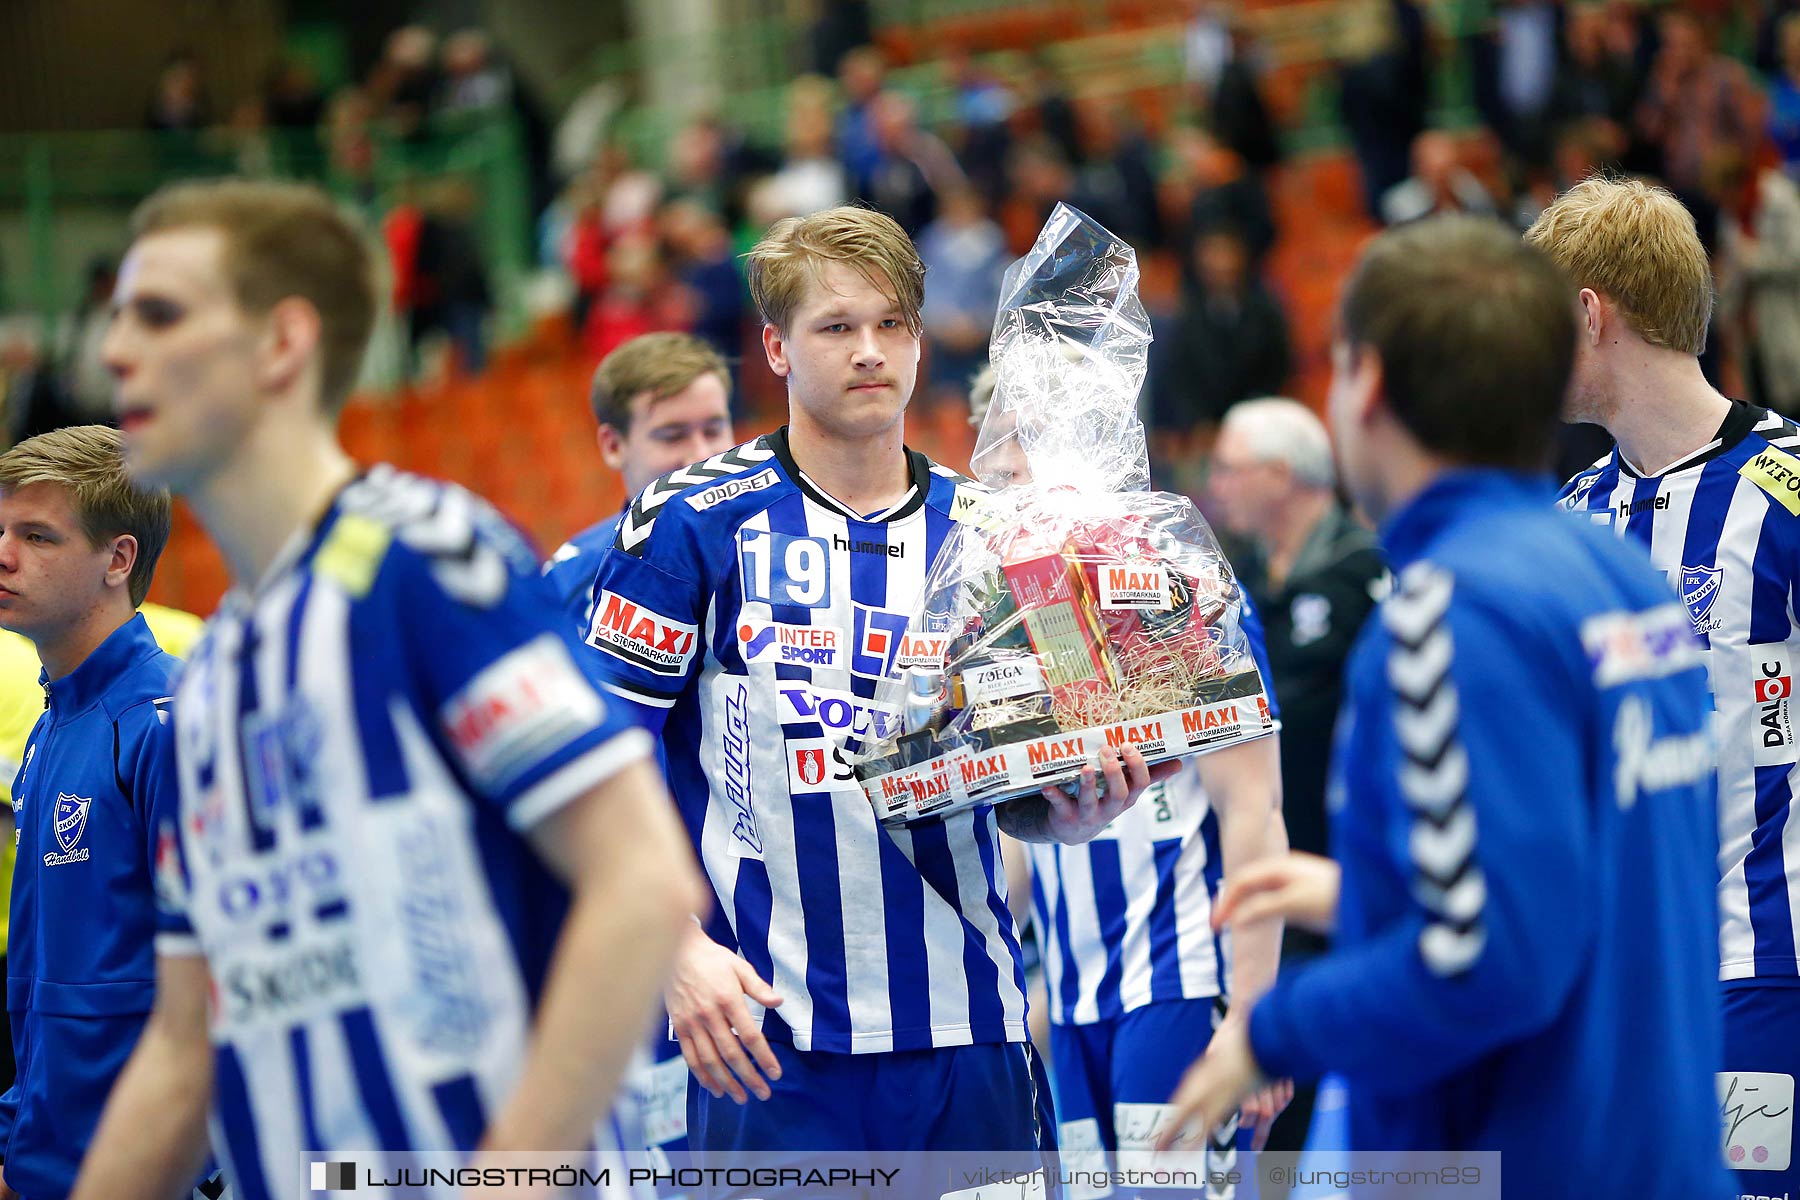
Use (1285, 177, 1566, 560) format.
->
(844, 204, 1275, 825)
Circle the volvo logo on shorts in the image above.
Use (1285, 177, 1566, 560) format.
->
(46, 793, 92, 866)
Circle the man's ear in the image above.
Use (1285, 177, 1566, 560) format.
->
(596, 424, 628, 474)
(105, 533, 140, 595)
(762, 323, 790, 378)
(259, 296, 325, 398)
(1351, 344, 1386, 429)
(1578, 288, 1607, 346)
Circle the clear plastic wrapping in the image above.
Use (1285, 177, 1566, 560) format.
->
(848, 204, 1274, 824)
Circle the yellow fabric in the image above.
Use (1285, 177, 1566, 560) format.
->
(0, 604, 206, 954)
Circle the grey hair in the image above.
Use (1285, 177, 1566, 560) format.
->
(1219, 396, 1335, 488)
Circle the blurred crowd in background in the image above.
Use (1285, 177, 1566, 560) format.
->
(13, 0, 1800, 488)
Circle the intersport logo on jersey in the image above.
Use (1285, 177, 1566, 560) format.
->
(740, 621, 841, 667)
(588, 591, 700, 676)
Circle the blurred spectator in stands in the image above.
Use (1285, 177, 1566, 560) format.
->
(222, 96, 274, 177)
(661, 201, 743, 365)
(583, 235, 689, 360)
(1511, 116, 1619, 230)
(145, 50, 209, 133)
(1163, 127, 1275, 267)
(1470, 0, 1561, 171)
(1186, 3, 1282, 176)
(1769, 13, 1800, 178)
(1002, 136, 1078, 253)
(563, 144, 662, 334)
(1380, 130, 1498, 226)
(58, 259, 117, 425)
(1336, 0, 1431, 220)
(836, 46, 889, 195)
(325, 87, 377, 202)
(864, 91, 965, 236)
(438, 30, 512, 117)
(808, 0, 874, 76)
(369, 25, 439, 140)
(1634, 8, 1764, 196)
(265, 58, 325, 129)
(942, 47, 1016, 204)
(1150, 224, 1291, 450)
(764, 76, 850, 218)
(1071, 100, 1163, 249)
(918, 184, 1007, 407)
(665, 116, 777, 226)
(1757, 0, 1800, 77)
(410, 181, 494, 376)
(1547, 3, 1644, 138)
(1022, 53, 1082, 168)
(0, 324, 74, 445)
(1723, 166, 1800, 415)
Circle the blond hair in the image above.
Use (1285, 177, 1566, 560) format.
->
(590, 332, 730, 431)
(130, 179, 380, 414)
(0, 426, 172, 606)
(1524, 176, 1713, 356)
(745, 206, 925, 335)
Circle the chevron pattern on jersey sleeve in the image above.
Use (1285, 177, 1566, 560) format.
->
(1384, 561, 1488, 979)
(615, 439, 777, 556)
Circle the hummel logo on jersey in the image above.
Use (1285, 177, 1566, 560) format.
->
(1616, 494, 1670, 517)
(588, 591, 700, 675)
(832, 533, 903, 558)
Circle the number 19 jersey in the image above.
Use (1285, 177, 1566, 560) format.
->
(584, 429, 1029, 1054)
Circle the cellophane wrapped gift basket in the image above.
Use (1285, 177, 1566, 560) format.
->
(847, 204, 1275, 825)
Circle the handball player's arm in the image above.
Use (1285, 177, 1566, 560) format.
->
(997, 744, 1179, 843)
(1244, 597, 1594, 1092)
(1199, 734, 1288, 1007)
(69, 952, 214, 1200)
(479, 757, 706, 1152)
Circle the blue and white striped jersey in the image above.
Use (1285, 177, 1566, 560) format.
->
(1560, 402, 1800, 981)
(155, 465, 652, 1200)
(584, 428, 1029, 1054)
(1027, 597, 1280, 1025)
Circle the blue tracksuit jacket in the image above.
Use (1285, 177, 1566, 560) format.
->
(1247, 470, 1730, 1198)
(0, 615, 181, 1199)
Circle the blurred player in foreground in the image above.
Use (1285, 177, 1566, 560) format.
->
(0, 426, 222, 1200)
(543, 333, 735, 622)
(1157, 216, 1729, 1198)
(1534, 177, 1800, 1195)
(584, 206, 1169, 1169)
(72, 179, 704, 1200)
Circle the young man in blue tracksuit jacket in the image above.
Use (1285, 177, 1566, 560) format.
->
(0, 427, 212, 1200)
(1158, 218, 1730, 1198)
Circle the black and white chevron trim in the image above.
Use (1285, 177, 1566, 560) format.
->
(615, 439, 777, 557)
(1384, 561, 1488, 979)
(339, 466, 507, 608)
(1755, 408, 1800, 451)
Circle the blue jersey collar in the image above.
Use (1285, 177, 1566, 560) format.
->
(42, 612, 162, 714)
(1378, 468, 1556, 570)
